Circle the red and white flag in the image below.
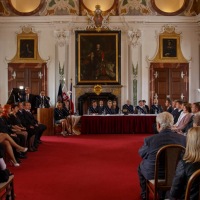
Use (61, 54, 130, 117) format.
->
(62, 84, 69, 101)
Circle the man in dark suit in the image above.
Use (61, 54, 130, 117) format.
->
(35, 90, 50, 108)
(171, 100, 183, 124)
(23, 102, 46, 146)
(150, 98, 163, 114)
(88, 100, 99, 114)
(122, 100, 134, 114)
(138, 112, 186, 200)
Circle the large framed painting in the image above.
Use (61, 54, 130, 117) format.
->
(19, 38, 36, 59)
(76, 31, 121, 85)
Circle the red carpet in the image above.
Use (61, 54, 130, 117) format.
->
(10, 134, 149, 200)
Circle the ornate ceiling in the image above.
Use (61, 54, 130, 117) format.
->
(0, 0, 199, 16)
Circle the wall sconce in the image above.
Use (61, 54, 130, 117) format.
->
(38, 71, 43, 79)
(11, 71, 16, 79)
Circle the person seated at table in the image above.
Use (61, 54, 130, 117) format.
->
(171, 103, 193, 134)
(165, 98, 173, 113)
(150, 98, 163, 114)
(105, 100, 115, 115)
(135, 100, 147, 114)
(98, 99, 105, 115)
(122, 100, 134, 114)
(54, 101, 71, 136)
(63, 100, 74, 116)
(170, 127, 200, 199)
(112, 99, 119, 114)
(88, 100, 99, 115)
(143, 100, 149, 114)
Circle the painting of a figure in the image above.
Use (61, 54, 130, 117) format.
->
(19, 39, 35, 58)
(162, 38, 177, 57)
(76, 31, 121, 84)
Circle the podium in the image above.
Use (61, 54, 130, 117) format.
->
(37, 108, 54, 136)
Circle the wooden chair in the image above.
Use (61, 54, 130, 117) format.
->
(0, 174, 15, 200)
(184, 169, 200, 200)
(146, 144, 185, 200)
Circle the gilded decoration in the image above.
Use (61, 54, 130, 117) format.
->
(149, 25, 189, 63)
(0, 0, 199, 16)
(41, 0, 78, 16)
(119, 0, 152, 15)
(93, 85, 102, 95)
(8, 26, 47, 63)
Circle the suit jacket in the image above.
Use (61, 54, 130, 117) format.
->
(23, 110, 38, 126)
(122, 104, 134, 114)
(138, 129, 186, 180)
(172, 109, 183, 124)
(35, 95, 50, 108)
(170, 160, 200, 199)
(150, 104, 163, 114)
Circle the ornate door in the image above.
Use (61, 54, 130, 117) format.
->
(8, 63, 47, 97)
(150, 63, 189, 107)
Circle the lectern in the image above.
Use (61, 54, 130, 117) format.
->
(37, 108, 54, 136)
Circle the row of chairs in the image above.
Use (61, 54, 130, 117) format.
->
(146, 144, 200, 200)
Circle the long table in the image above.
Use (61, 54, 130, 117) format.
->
(81, 114, 156, 134)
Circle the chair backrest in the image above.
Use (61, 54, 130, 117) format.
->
(184, 169, 200, 200)
(154, 144, 185, 187)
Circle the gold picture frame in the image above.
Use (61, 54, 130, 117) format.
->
(161, 37, 178, 59)
(17, 34, 37, 60)
(75, 31, 121, 85)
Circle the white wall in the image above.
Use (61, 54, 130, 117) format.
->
(0, 15, 199, 107)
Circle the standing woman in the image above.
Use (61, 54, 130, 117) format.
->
(170, 127, 200, 199)
(54, 101, 71, 136)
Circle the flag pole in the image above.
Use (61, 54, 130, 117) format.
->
(70, 78, 73, 135)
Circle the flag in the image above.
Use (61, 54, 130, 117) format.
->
(62, 84, 69, 101)
(57, 82, 63, 102)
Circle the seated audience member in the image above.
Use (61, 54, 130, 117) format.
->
(170, 127, 200, 199)
(193, 114, 200, 127)
(0, 132, 27, 167)
(0, 104, 26, 160)
(181, 102, 200, 134)
(150, 98, 163, 114)
(54, 101, 71, 136)
(138, 112, 186, 200)
(2, 104, 28, 147)
(122, 100, 134, 114)
(135, 100, 147, 114)
(143, 100, 149, 114)
(172, 100, 177, 109)
(10, 104, 35, 152)
(17, 102, 38, 152)
(98, 100, 105, 115)
(112, 99, 119, 114)
(171, 103, 193, 134)
(23, 102, 47, 144)
(105, 100, 115, 114)
(63, 100, 80, 135)
(165, 98, 174, 113)
(88, 100, 99, 115)
(35, 90, 50, 108)
(171, 100, 183, 124)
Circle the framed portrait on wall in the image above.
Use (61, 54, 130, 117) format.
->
(17, 36, 37, 60)
(75, 31, 121, 85)
(162, 38, 177, 58)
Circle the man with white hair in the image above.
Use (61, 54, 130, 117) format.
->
(137, 112, 186, 200)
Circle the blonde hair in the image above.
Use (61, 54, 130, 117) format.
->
(183, 127, 200, 163)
